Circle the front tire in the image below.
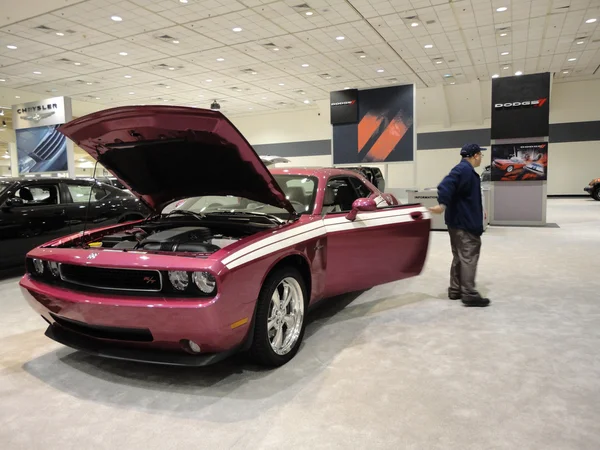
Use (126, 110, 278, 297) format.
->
(250, 267, 307, 367)
(506, 165, 514, 173)
(593, 186, 600, 201)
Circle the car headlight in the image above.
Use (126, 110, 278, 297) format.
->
(48, 261, 60, 278)
(192, 271, 217, 294)
(168, 270, 189, 291)
(32, 258, 45, 275)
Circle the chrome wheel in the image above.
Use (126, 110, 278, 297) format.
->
(267, 277, 305, 356)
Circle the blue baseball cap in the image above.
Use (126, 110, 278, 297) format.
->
(460, 143, 486, 157)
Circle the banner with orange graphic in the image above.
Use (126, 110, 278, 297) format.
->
(332, 85, 414, 164)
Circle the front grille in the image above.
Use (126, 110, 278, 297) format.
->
(50, 313, 153, 342)
(59, 264, 163, 292)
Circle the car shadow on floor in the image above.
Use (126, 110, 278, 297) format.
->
(21, 288, 435, 422)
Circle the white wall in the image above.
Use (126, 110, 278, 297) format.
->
(230, 79, 600, 195)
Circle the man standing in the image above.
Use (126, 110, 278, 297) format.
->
(429, 144, 490, 307)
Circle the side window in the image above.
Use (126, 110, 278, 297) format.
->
(14, 184, 59, 205)
(322, 177, 361, 214)
(66, 183, 108, 203)
(348, 176, 372, 199)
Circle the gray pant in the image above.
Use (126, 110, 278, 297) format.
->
(448, 228, 481, 298)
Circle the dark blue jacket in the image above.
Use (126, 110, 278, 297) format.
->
(437, 159, 484, 236)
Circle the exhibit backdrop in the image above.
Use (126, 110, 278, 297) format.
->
(332, 84, 415, 164)
(11, 96, 74, 175)
(491, 142, 548, 181)
(491, 72, 551, 140)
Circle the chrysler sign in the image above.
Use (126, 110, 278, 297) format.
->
(12, 96, 72, 130)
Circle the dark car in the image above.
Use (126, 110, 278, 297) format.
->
(0, 177, 149, 272)
(345, 167, 385, 192)
(584, 178, 600, 201)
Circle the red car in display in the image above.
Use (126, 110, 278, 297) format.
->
(492, 156, 527, 174)
(19, 106, 431, 368)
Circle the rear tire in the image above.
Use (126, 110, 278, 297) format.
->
(250, 267, 307, 367)
(593, 186, 600, 201)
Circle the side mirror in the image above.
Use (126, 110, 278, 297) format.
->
(345, 198, 377, 221)
(3, 197, 24, 209)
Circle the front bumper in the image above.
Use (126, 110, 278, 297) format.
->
(20, 275, 255, 365)
(584, 186, 593, 194)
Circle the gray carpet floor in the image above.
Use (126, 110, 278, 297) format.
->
(1, 198, 599, 450)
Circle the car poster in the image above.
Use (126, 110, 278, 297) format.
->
(491, 142, 548, 181)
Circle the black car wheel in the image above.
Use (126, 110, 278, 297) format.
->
(506, 165, 514, 173)
(593, 186, 600, 201)
(250, 267, 307, 367)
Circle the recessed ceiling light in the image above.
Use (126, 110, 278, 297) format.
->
(450, 82, 455, 85)
(216, 58, 225, 61)
(111, 15, 122, 22)
(180, 0, 188, 3)
(95, 97, 100, 100)
(424, 44, 433, 49)
(563, 70, 569, 74)
(278, 83, 285, 86)
(436, 61, 442, 64)
(0, 79, 5, 82)
(86, 82, 93, 85)
(336, 36, 345, 41)
(129, 92, 135, 95)
(124, 75, 132, 78)
(262, 97, 267, 100)
(492, 74, 499, 78)
(56, 32, 64, 36)
(377, 69, 384, 72)
(344, 87, 350, 89)
(166, 86, 171, 89)
(33, 71, 42, 75)
(585, 18, 597, 24)
(206, 79, 212, 82)
(168, 67, 175, 70)
(305, 11, 313, 16)
(302, 63, 309, 67)
(232, 27, 242, 32)
(411, 22, 419, 27)
(515, 71, 523, 75)
(360, 55, 366, 58)
(249, 107, 253, 110)
(503, 66, 509, 70)
(576, 40, 584, 45)
(496, 7, 508, 12)
(173, 40, 180, 44)
(501, 51, 509, 55)
(163, 99, 169, 102)
(251, 71, 257, 75)
(6, 45, 17, 50)
(74, 62, 82, 66)
(303, 100, 310, 104)
(15, 96, 20, 99)
(119, 52, 128, 56)
(568, 57, 577, 61)
(273, 47, 279, 51)
(500, 33, 508, 37)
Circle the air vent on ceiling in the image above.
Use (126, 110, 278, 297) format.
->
(425, 20, 436, 24)
(277, 101, 287, 105)
(319, 73, 332, 79)
(157, 34, 175, 40)
(284, 46, 293, 49)
(261, 42, 278, 49)
(404, 15, 418, 20)
(292, 3, 311, 10)
(34, 25, 55, 32)
(57, 58, 73, 63)
(241, 68, 257, 74)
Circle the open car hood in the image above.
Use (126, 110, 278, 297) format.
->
(58, 106, 295, 215)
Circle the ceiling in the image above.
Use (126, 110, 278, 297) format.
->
(0, 0, 598, 119)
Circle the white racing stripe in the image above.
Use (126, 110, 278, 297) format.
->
(223, 206, 428, 269)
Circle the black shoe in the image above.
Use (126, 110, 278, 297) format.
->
(448, 288, 461, 300)
(461, 296, 490, 307)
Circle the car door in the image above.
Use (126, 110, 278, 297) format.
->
(0, 181, 70, 270)
(322, 175, 430, 298)
(62, 180, 123, 233)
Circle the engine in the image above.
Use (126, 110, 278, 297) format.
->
(99, 226, 239, 254)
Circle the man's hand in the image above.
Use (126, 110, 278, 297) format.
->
(428, 204, 445, 215)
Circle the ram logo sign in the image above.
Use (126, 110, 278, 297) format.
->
(494, 98, 547, 109)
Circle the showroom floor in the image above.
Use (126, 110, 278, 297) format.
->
(1, 198, 599, 450)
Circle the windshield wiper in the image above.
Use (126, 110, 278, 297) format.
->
(204, 210, 284, 224)
(162, 210, 205, 221)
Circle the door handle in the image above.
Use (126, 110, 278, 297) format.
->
(410, 211, 423, 220)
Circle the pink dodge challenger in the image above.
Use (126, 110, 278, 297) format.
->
(19, 106, 431, 367)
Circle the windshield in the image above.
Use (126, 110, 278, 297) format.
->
(162, 174, 318, 219)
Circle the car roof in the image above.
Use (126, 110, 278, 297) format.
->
(268, 167, 367, 181)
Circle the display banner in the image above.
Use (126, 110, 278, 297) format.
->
(330, 89, 358, 125)
(491, 73, 551, 140)
(332, 84, 415, 164)
(491, 142, 548, 181)
(12, 96, 73, 175)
